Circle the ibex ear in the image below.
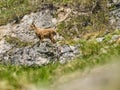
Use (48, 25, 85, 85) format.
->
(31, 21, 34, 25)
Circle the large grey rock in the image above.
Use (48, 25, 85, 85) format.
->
(0, 40, 80, 65)
(96, 37, 105, 42)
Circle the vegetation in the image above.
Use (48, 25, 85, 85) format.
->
(0, 0, 109, 25)
(5, 36, 33, 48)
(0, 30, 120, 89)
(56, 0, 110, 40)
(0, 0, 45, 25)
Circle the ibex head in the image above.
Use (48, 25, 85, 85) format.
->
(30, 21, 37, 30)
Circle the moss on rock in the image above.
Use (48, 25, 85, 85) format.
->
(5, 36, 33, 48)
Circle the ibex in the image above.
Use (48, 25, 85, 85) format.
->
(30, 22, 57, 43)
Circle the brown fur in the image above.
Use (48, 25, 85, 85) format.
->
(30, 22, 57, 43)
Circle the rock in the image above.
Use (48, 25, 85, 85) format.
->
(58, 44, 80, 64)
(96, 37, 105, 42)
(0, 39, 12, 54)
(60, 44, 73, 54)
(52, 18, 57, 25)
(109, 0, 120, 29)
(111, 35, 120, 40)
(0, 24, 13, 39)
(112, 0, 120, 4)
(109, 35, 120, 44)
(34, 57, 49, 65)
(0, 39, 80, 65)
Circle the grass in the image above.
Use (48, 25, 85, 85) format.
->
(0, 0, 109, 26)
(0, 30, 120, 90)
(0, 0, 46, 25)
(0, 64, 58, 89)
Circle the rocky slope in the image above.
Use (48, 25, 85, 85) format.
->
(0, 5, 80, 66)
(0, 0, 120, 66)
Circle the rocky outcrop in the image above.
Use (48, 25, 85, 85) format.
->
(0, 5, 80, 66)
(0, 40, 79, 65)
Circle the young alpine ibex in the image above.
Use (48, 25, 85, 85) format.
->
(30, 22, 57, 43)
